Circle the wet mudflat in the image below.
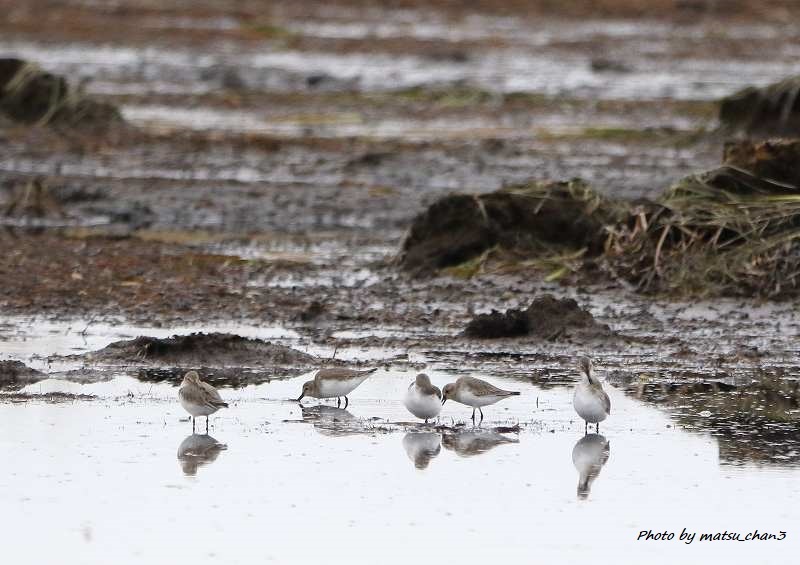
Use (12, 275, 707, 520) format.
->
(2, 0, 800, 563)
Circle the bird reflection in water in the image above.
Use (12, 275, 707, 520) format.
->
(402, 432, 442, 469)
(177, 434, 228, 476)
(572, 433, 610, 500)
(300, 404, 358, 437)
(442, 429, 519, 457)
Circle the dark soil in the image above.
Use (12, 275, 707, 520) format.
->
(400, 181, 621, 275)
(464, 294, 611, 340)
(0, 360, 44, 390)
(723, 139, 800, 186)
(81, 332, 319, 368)
(719, 76, 800, 136)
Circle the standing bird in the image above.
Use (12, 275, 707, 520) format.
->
(296, 367, 377, 409)
(404, 373, 442, 423)
(178, 371, 229, 433)
(441, 376, 520, 423)
(573, 356, 611, 433)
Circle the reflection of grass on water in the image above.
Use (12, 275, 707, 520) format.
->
(628, 373, 800, 465)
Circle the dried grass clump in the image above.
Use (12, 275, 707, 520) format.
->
(605, 166, 800, 297)
(0, 58, 121, 128)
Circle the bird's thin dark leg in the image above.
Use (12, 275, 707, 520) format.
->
(192, 416, 195, 433)
(337, 397, 341, 408)
(596, 422, 600, 433)
(343, 396, 349, 409)
(206, 416, 209, 434)
(471, 408, 476, 422)
(584, 421, 588, 435)
(479, 408, 484, 423)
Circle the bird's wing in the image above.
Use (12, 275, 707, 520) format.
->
(199, 381, 228, 407)
(180, 385, 217, 409)
(315, 368, 360, 381)
(602, 389, 611, 414)
(417, 380, 441, 398)
(465, 377, 514, 396)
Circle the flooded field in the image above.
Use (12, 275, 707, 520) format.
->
(1, 0, 800, 563)
(2, 367, 798, 564)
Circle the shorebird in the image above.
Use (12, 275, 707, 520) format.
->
(573, 356, 611, 433)
(178, 371, 229, 433)
(441, 376, 520, 422)
(572, 433, 610, 499)
(403, 373, 442, 422)
(296, 367, 377, 409)
(402, 432, 442, 470)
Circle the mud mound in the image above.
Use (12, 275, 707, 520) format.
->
(719, 76, 800, 135)
(0, 58, 121, 128)
(464, 294, 610, 339)
(400, 180, 624, 275)
(0, 360, 45, 390)
(83, 333, 318, 368)
(723, 139, 800, 187)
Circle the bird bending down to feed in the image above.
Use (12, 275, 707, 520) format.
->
(404, 373, 442, 423)
(296, 367, 377, 409)
(441, 376, 520, 423)
(573, 356, 611, 434)
(178, 370, 229, 433)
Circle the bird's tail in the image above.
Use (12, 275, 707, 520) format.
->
(362, 368, 379, 375)
(507, 391, 521, 396)
(215, 401, 229, 408)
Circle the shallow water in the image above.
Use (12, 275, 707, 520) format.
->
(1, 369, 797, 564)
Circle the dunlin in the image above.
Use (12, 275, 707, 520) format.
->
(572, 433, 610, 499)
(403, 373, 442, 422)
(178, 370, 229, 433)
(296, 367, 377, 409)
(573, 356, 611, 433)
(402, 432, 442, 469)
(441, 376, 520, 422)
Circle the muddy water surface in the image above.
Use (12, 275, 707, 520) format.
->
(2, 317, 800, 564)
(2, 368, 798, 565)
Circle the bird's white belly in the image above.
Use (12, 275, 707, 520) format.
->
(404, 386, 442, 419)
(457, 391, 501, 408)
(318, 378, 362, 398)
(573, 386, 608, 423)
(180, 395, 217, 417)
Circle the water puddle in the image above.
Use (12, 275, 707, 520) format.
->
(0, 369, 797, 563)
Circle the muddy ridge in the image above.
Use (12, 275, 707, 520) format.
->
(80, 332, 319, 368)
(0, 360, 44, 390)
(464, 294, 611, 340)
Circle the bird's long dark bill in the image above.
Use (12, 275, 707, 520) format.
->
(296, 393, 305, 402)
(441, 398, 447, 405)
